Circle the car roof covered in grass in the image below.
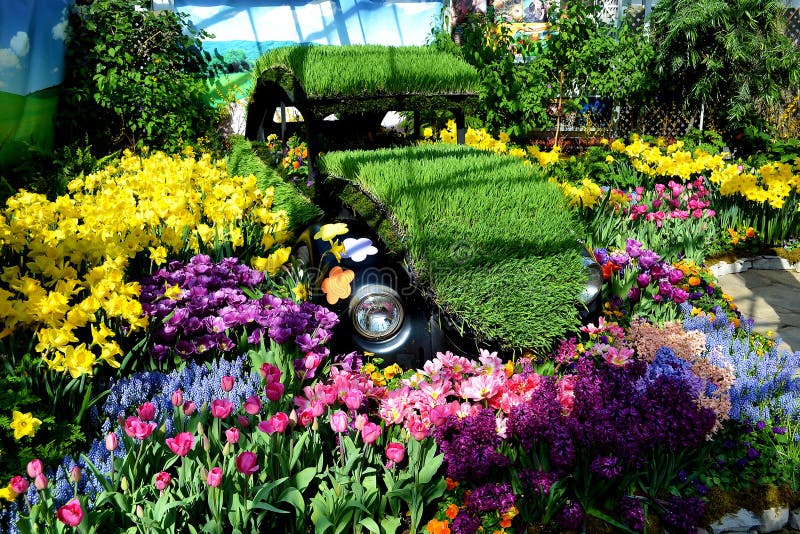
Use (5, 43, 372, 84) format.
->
(321, 143, 588, 353)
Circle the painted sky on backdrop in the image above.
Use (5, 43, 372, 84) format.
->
(175, 0, 443, 59)
(0, 0, 72, 95)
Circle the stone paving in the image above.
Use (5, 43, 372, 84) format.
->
(716, 268, 800, 353)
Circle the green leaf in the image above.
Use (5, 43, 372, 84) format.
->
(359, 517, 380, 533)
(380, 516, 402, 534)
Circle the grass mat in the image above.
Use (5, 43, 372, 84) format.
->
(251, 45, 480, 98)
(322, 144, 587, 352)
(226, 136, 322, 232)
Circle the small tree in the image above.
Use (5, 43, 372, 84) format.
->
(58, 0, 217, 154)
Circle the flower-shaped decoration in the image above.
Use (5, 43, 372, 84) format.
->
(321, 266, 355, 305)
(342, 238, 378, 263)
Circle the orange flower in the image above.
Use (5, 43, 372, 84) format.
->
(500, 516, 512, 527)
(292, 160, 300, 170)
(321, 266, 355, 305)
(688, 276, 701, 287)
(746, 227, 756, 239)
(445, 504, 459, 520)
(425, 518, 451, 534)
(445, 478, 459, 491)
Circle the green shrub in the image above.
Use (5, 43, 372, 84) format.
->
(58, 0, 217, 154)
(322, 144, 587, 352)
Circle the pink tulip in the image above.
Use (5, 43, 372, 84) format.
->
(330, 411, 348, 433)
(386, 442, 405, 463)
(243, 395, 262, 415)
(166, 432, 195, 457)
(304, 352, 322, 371)
(105, 432, 118, 452)
(206, 467, 222, 487)
(343, 390, 364, 411)
(259, 363, 282, 384)
(154, 471, 171, 491)
(56, 498, 83, 527)
(171, 389, 183, 407)
(298, 410, 314, 427)
(235, 452, 259, 476)
(210, 399, 233, 419)
(225, 427, 240, 444)
(70, 466, 82, 484)
(27, 459, 43, 478)
(9, 476, 28, 494)
(124, 416, 156, 440)
(221, 376, 235, 392)
(265, 382, 284, 402)
(361, 422, 382, 445)
(257, 412, 289, 435)
(137, 402, 156, 422)
(34, 473, 47, 491)
(183, 401, 196, 416)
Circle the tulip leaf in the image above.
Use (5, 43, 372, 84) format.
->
(359, 517, 380, 533)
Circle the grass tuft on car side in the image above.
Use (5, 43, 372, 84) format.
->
(251, 45, 481, 98)
(321, 144, 587, 352)
(226, 136, 322, 231)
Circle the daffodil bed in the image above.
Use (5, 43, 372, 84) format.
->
(321, 143, 587, 352)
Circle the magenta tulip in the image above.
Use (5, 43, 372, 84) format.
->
(9, 476, 28, 494)
(265, 382, 284, 402)
(137, 402, 156, 422)
(243, 395, 262, 415)
(56, 498, 83, 526)
(124, 416, 156, 440)
(210, 399, 233, 419)
(361, 422, 382, 445)
(221, 376, 235, 392)
(166, 432, 195, 457)
(235, 451, 259, 476)
(386, 442, 405, 464)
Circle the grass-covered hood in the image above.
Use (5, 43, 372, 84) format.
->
(251, 44, 481, 99)
(321, 144, 588, 352)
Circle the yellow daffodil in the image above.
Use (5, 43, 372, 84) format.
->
(329, 239, 346, 261)
(292, 283, 308, 302)
(261, 246, 292, 276)
(0, 484, 17, 502)
(9, 411, 42, 440)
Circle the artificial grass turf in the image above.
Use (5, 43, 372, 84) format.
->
(250, 44, 480, 98)
(321, 144, 588, 352)
(226, 136, 322, 231)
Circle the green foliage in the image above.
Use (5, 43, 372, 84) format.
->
(58, 0, 218, 154)
(251, 44, 480, 98)
(225, 136, 322, 232)
(0, 354, 87, 484)
(649, 0, 800, 135)
(322, 144, 587, 352)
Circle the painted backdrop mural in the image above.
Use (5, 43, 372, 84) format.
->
(176, 0, 444, 64)
(0, 0, 73, 167)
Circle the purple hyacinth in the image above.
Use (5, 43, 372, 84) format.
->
(464, 482, 515, 513)
(557, 500, 585, 530)
(434, 408, 510, 482)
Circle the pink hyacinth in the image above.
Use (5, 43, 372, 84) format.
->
(166, 432, 195, 456)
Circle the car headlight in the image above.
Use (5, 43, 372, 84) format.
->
(579, 256, 603, 304)
(349, 285, 404, 341)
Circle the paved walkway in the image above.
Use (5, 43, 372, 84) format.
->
(716, 269, 800, 353)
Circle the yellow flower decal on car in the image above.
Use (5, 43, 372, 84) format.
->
(314, 223, 349, 242)
(321, 266, 355, 305)
(10, 411, 42, 440)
